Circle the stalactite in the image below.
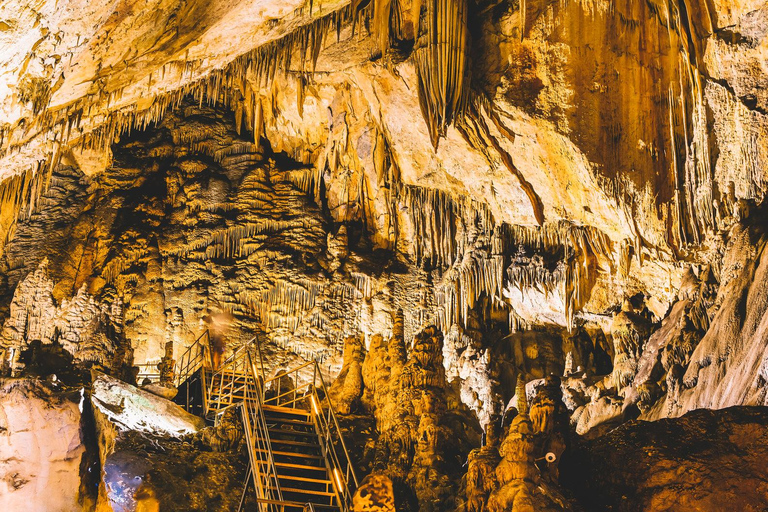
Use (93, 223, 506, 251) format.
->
(435, 253, 505, 329)
(412, 0, 471, 149)
(171, 220, 309, 261)
(497, 222, 614, 330)
(11, 1, 368, 163)
(370, 0, 395, 54)
(233, 278, 324, 333)
(506, 261, 565, 298)
(0, 147, 60, 250)
(399, 183, 495, 269)
(285, 167, 322, 197)
(399, 179, 613, 331)
(351, 272, 375, 300)
(102, 248, 151, 284)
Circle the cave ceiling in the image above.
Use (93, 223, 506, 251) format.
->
(0, 0, 767, 420)
(2, 0, 764, 251)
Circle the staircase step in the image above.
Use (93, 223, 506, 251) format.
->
(268, 485, 337, 497)
(276, 492, 337, 508)
(207, 395, 253, 404)
(207, 381, 252, 387)
(261, 404, 311, 417)
(277, 476, 334, 493)
(253, 448, 323, 460)
(268, 426, 317, 436)
(273, 461, 329, 472)
(264, 417, 315, 427)
(277, 474, 334, 485)
(273, 465, 332, 481)
(254, 499, 338, 512)
(268, 426, 315, 433)
(254, 438, 320, 449)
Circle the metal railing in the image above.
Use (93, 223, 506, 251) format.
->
(241, 349, 286, 512)
(205, 343, 259, 420)
(173, 331, 212, 414)
(174, 330, 211, 387)
(203, 335, 358, 512)
(255, 343, 359, 511)
(312, 367, 359, 509)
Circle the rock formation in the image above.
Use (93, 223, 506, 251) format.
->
(1, 0, 768, 510)
(352, 473, 397, 512)
(562, 407, 768, 511)
(0, 379, 86, 512)
(329, 334, 366, 414)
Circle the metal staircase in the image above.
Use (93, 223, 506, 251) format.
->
(173, 332, 358, 512)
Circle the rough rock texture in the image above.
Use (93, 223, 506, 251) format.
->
(0, 259, 125, 372)
(561, 406, 768, 512)
(2, 0, 768, 510)
(487, 413, 570, 512)
(94, 424, 251, 512)
(329, 334, 366, 414)
(364, 324, 477, 511)
(91, 373, 248, 512)
(352, 473, 396, 512)
(2, 0, 768, 431)
(91, 372, 204, 436)
(0, 378, 86, 512)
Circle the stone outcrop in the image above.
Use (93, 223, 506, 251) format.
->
(366, 324, 456, 510)
(646, 223, 768, 418)
(91, 372, 204, 436)
(0, 259, 126, 374)
(561, 407, 768, 512)
(352, 473, 396, 512)
(329, 334, 366, 414)
(0, 379, 86, 512)
(91, 373, 247, 512)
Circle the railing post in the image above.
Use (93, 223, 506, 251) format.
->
(293, 369, 297, 406)
(201, 366, 208, 417)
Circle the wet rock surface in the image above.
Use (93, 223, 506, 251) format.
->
(91, 374, 249, 512)
(96, 429, 251, 512)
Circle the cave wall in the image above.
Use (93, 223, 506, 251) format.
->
(0, 0, 767, 426)
(0, 0, 768, 510)
(0, 102, 435, 373)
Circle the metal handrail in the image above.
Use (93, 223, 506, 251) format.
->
(241, 350, 285, 511)
(205, 342, 255, 418)
(174, 330, 212, 387)
(262, 360, 315, 409)
(259, 357, 359, 510)
(262, 360, 316, 386)
(201, 333, 358, 511)
(311, 365, 359, 507)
